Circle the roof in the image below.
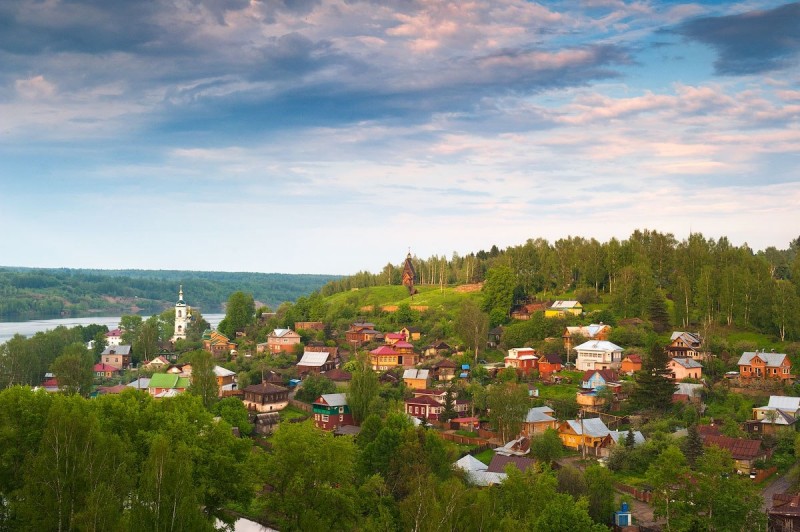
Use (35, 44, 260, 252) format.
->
(582, 369, 618, 384)
(370, 345, 398, 355)
(623, 354, 642, 363)
(213, 366, 237, 377)
(405, 396, 442, 407)
(244, 382, 288, 394)
(97, 384, 128, 394)
(565, 324, 609, 338)
(323, 368, 352, 381)
(386, 332, 406, 340)
(738, 351, 788, 367)
(394, 341, 414, 349)
(403, 369, 430, 380)
(93, 363, 120, 372)
(316, 393, 348, 407)
(703, 435, 763, 460)
(540, 353, 563, 365)
(525, 406, 556, 423)
(565, 417, 610, 438)
(674, 383, 703, 397)
(105, 328, 123, 337)
(101, 345, 132, 356)
(127, 377, 150, 388)
(495, 436, 531, 456)
(671, 357, 703, 369)
(149, 373, 190, 389)
(550, 300, 581, 310)
(671, 331, 702, 344)
(270, 328, 296, 338)
(455, 454, 488, 472)
(433, 358, 457, 369)
(609, 430, 645, 446)
(767, 396, 800, 411)
(574, 340, 623, 353)
(297, 351, 330, 367)
(486, 454, 536, 473)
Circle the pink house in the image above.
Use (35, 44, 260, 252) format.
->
(668, 358, 703, 381)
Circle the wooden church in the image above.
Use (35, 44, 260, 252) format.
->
(402, 252, 418, 295)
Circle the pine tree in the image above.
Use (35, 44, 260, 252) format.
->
(648, 289, 671, 333)
(683, 423, 704, 467)
(632, 344, 675, 411)
(625, 428, 636, 449)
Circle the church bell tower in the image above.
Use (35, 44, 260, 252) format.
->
(173, 285, 188, 342)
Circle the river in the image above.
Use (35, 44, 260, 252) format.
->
(0, 314, 225, 345)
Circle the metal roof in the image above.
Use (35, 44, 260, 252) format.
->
(297, 351, 330, 367)
(767, 396, 800, 410)
(566, 417, 610, 438)
(525, 406, 556, 423)
(574, 340, 623, 353)
(318, 393, 348, 407)
(738, 351, 788, 367)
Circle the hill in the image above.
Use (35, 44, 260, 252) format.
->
(0, 267, 338, 321)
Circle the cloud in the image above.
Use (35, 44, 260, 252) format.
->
(678, 2, 800, 75)
(15, 75, 56, 99)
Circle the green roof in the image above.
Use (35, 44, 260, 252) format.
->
(149, 373, 187, 389)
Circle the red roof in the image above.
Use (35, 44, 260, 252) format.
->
(394, 341, 414, 349)
(582, 369, 618, 383)
(624, 354, 642, 363)
(105, 328, 123, 337)
(703, 435, 763, 460)
(386, 333, 406, 340)
(487, 455, 536, 474)
(405, 396, 442, 407)
(370, 345, 398, 355)
(94, 363, 120, 372)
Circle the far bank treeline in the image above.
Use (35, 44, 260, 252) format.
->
(321, 230, 800, 341)
(0, 268, 338, 320)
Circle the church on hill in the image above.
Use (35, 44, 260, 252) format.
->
(402, 252, 418, 295)
(171, 286, 191, 343)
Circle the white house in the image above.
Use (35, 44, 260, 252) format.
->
(574, 340, 623, 371)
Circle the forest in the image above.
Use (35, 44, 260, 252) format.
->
(321, 230, 800, 342)
(0, 267, 337, 320)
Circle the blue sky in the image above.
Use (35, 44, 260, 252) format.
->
(1, 0, 799, 275)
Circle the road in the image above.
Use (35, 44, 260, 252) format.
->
(762, 465, 797, 512)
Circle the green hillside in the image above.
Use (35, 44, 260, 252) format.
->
(324, 284, 484, 313)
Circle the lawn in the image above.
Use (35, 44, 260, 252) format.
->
(325, 284, 483, 313)
(474, 448, 495, 465)
(279, 405, 310, 421)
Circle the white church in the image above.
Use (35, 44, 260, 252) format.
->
(171, 286, 191, 342)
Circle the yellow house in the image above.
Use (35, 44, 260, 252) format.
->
(402, 368, 430, 390)
(557, 418, 611, 456)
(545, 301, 583, 318)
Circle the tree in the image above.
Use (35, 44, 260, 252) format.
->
(683, 424, 703, 467)
(584, 465, 615, 525)
(648, 289, 671, 333)
(212, 397, 253, 436)
(625, 428, 636, 449)
(347, 352, 379, 424)
(440, 383, 457, 423)
(218, 291, 255, 339)
(487, 381, 529, 442)
(133, 315, 160, 363)
(50, 343, 94, 396)
(455, 299, 489, 364)
(119, 314, 143, 345)
(632, 344, 676, 411)
(294, 373, 336, 403)
(186, 350, 218, 409)
(530, 428, 564, 465)
(482, 265, 517, 323)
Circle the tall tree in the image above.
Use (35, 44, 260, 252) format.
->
(632, 344, 675, 411)
(50, 343, 94, 396)
(347, 351, 379, 425)
(454, 299, 489, 364)
(187, 350, 218, 409)
(487, 381, 529, 442)
(218, 291, 255, 338)
(481, 265, 517, 324)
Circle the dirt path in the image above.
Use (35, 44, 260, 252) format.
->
(762, 465, 798, 511)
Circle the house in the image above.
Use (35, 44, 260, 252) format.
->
(668, 358, 703, 381)
(537, 353, 563, 376)
(143, 355, 170, 371)
(577, 371, 622, 409)
(105, 328, 123, 347)
(297, 351, 335, 375)
(147, 373, 190, 398)
(574, 340, 623, 371)
(403, 368, 430, 390)
(510, 301, 550, 320)
(253, 412, 281, 436)
(96, 384, 128, 395)
(738, 351, 793, 381)
(405, 388, 469, 420)
(312, 393, 353, 431)
(242, 382, 289, 412)
(495, 436, 531, 457)
(424, 342, 452, 358)
(620, 354, 642, 375)
(385, 332, 406, 345)
(322, 368, 352, 386)
(101, 345, 132, 370)
(505, 347, 538, 375)
(769, 493, 800, 532)
(601, 430, 646, 457)
(557, 418, 611, 456)
(294, 321, 325, 332)
(345, 322, 382, 345)
(748, 396, 800, 435)
(702, 435, 768, 474)
(431, 358, 457, 381)
(369, 344, 419, 371)
(582, 369, 618, 390)
(202, 329, 236, 355)
(166, 363, 192, 376)
(266, 328, 301, 354)
(487, 454, 537, 473)
(400, 326, 422, 341)
(127, 377, 150, 390)
(521, 406, 557, 437)
(487, 326, 503, 348)
(214, 366, 238, 395)
(666, 331, 707, 360)
(454, 454, 507, 487)
(545, 300, 582, 318)
(673, 382, 704, 404)
(93, 363, 120, 379)
(563, 324, 611, 352)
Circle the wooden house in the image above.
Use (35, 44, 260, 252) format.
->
(296, 351, 335, 375)
(242, 382, 289, 412)
(424, 341, 452, 358)
(294, 321, 325, 331)
(563, 324, 611, 352)
(666, 331, 706, 360)
(557, 418, 611, 456)
(346, 322, 381, 345)
(312, 393, 353, 431)
(266, 328, 301, 354)
(213, 366, 238, 395)
(537, 353, 563, 376)
(748, 396, 800, 435)
(738, 351, 793, 381)
(148, 373, 190, 398)
(521, 406, 557, 437)
(202, 329, 236, 355)
(620, 354, 642, 375)
(101, 345, 132, 370)
(769, 493, 800, 532)
(432, 358, 457, 381)
(575, 340, 623, 371)
(402, 368, 430, 390)
(487, 326, 503, 348)
(400, 326, 422, 341)
(93, 363, 120, 379)
(702, 434, 768, 474)
(545, 301, 582, 318)
(504, 347, 538, 376)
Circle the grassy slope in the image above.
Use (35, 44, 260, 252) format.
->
(324, 284, 484, 314)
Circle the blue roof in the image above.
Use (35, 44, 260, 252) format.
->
(461, 364, 470, 370)
(460, 372, 469, 378)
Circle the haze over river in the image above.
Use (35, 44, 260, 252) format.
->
(0, 314, 225, 345)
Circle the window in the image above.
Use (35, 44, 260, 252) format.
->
(322, 415, 329, 422)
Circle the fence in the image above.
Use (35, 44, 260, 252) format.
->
(439, 432, 490, 447)
(288, 399, 312, 412)
(753, 466, 777, 483)
(614, 483, 653, 504)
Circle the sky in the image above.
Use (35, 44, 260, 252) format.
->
(1, 0, 799, 275)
